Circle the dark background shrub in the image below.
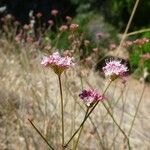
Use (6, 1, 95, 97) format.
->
(0, 0, 150, 30)
(0, 0, 76, 24)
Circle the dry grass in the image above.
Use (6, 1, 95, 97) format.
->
(0, 39, 150, 150)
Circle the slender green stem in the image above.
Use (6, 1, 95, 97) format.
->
(73, 108, 89, 150)
(80, 75, 84, 90)
(102, 102, 131, 150)
(128, 84, 146, 136)
(64, 81, 112, 148)
(58, 75, 65, 148)
(73, 125, 84, 150)
(127, 28, 150, 36)
(116, 0, 140, 53)
(28, 119, 54, 150)
(64, 107, 90, 148)
(55, 33, 62, 48)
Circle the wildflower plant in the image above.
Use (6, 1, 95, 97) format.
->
(41, 52, 74, 75)
(31, 23, 131, 150)
(41, 51, 74, 148)
(2, 10, 132, 150)
(63, 58, 131, 150)
(72, 89, 104, 149)
(1, 1, 148, 149)
(102, 59, 128, 81)
(79, 89, 104, 107)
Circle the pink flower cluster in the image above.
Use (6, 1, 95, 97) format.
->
(79, 89, 104, 107)
(140, 53, 150, 60)
(41, 52, 74, 75)
(123, 38, 149, 48)
(51, 9, 59, 16)
(133, 38, 149, 46)
(109, 43, 117, 50)
(36, 12, 43, 18)
(59, 25, 68, 32)
(69, 23, 79, 32)
(102, 59, 128, 81)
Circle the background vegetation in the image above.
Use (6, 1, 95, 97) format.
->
(0, 1, 150, 149)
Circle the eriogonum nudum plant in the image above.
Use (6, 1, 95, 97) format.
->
(69, 23, 79, 32)
(51, 9, 59, 16)
(36, 12, 43, 18)
(140, 53, 150, 60)
(102, 59, 128, 81)
(79, 89, 104, 107)
(59, 25, 68, 32)
(41, 52, 74, 75)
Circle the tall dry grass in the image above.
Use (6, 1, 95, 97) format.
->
(0, 0, 150, 149)
(0, 39, 150, 149)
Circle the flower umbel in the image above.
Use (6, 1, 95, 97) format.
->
(41, 52, 74, 75)
(79, 89, 104, 107)
(102, 59, 128, 81)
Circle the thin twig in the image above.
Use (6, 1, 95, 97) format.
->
(28, 119, 55, 150)
(116, 0, 140, 54)
(102, 102, 131, 150)
(127, 28, 150, 36)
(73, 108, 89, 150)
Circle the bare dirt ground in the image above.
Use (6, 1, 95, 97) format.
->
(0, 45, 150, 150)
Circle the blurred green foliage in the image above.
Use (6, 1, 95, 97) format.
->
(129, 38, 150, 81)
(70, 0, 150, 31)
